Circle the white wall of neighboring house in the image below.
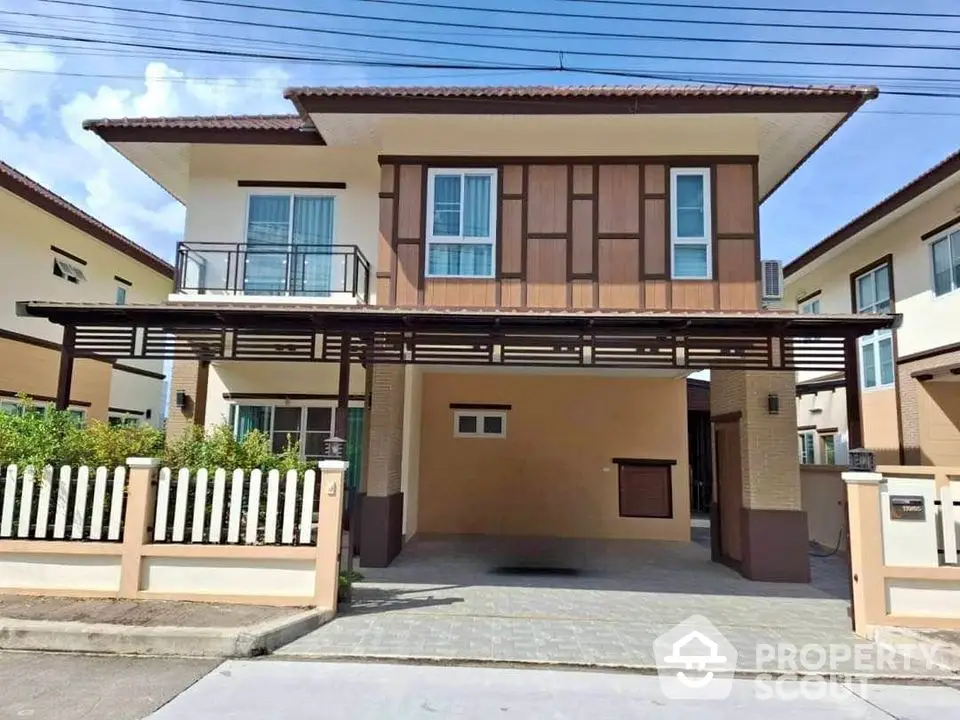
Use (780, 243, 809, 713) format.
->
(785, 174, 960, 360)
(181, 145, 381, 301)
(0, 187, 172, 426)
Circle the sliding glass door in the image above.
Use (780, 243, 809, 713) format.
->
(243, 194, 335, 296)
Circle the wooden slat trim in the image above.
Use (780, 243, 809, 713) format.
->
(237, 180, 346, 189)
(50, 245, 87, 266)
(449, 403, 512, 410)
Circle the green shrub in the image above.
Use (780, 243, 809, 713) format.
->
(0, 397, 163, 468)
(162, 423, 312, 472)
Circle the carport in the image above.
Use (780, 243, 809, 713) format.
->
(18, 301, 895, 586)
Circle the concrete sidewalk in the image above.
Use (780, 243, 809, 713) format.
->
(0, 596, 329, 657)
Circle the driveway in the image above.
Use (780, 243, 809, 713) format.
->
(275, 528, 928, 675)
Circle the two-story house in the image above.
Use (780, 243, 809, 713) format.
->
(0, 161, 171, 426)
(18, 85, 894, 583)
(785, 149, 960, 467)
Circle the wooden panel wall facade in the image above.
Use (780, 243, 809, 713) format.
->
(377, 157, 760, 310)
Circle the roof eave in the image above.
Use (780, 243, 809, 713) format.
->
(785, 149, 960, 278)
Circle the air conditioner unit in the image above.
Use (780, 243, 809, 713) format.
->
(761, 259, 784, 302)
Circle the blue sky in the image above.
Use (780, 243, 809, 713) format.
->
(0, 0, 958, 263)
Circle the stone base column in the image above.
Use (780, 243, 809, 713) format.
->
(359, 364, 405, 567)
(711, 370, 810, 583)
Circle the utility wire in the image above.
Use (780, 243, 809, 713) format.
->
(168, 0, 960, 53)
(28, 0, 960, 74)
(553, 0, 960, 19)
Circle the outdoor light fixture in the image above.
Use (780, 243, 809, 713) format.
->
(175, 390, 188, 410)
(323, 435, 346, 460)
(767, 393, 780, 415)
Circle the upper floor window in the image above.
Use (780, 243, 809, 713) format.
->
(800, 296, 821, 314)
(244, 194, 335, 295)
(930, 226, 960, 296)
(669, 168, 712, 280)
(798, 431, 815, 464)
(855, 263, 894, 390)
(426, 169, 497, 279)
(116, 286, 127, 305)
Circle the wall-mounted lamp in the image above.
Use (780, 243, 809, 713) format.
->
(767, 393, 780, 415)
(175, 390, 189, 410)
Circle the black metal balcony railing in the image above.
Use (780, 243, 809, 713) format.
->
(175, 242, 370, 303)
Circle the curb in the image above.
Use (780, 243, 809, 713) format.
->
(873, 627, 960, 673)
(271, 652, 960, 684)
(0, 608, 332, 658)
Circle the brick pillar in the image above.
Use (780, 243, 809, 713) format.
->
(711, 370, 810, 583)
(359, 364, 405, 567)
(165, 359, 208, 443)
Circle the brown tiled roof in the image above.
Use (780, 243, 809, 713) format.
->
(785, 148, 960, 278)
(83, 114, 323, 146)
(0, 161, 173, 279)
(82, 114, 308, 131)
(284, 84, 876, 99)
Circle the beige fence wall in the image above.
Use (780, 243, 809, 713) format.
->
(799, 465, 848, 552)
(0, 458, 347, 609)
(845, 465, 960, 636)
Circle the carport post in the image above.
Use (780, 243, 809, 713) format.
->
(843, 337, 863, 449)
(55, 325, 76, 411)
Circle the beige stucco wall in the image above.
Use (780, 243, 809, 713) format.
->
(373, 114, 761, 157)
(204, 360, 367, 429)
(415, 371, 690, 541)
(796, 387, 849, 463)
(861, 388, 901, 464)
(1, 186, 170, 423)
(0, 337, 112, 421)
(917, 380, 960, 466)
(183, 145, 381, 301)
(799, 465, 847, 551)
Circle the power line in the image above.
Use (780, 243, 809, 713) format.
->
(170, 0, 960, 54)
(554, 0, 960, 19)
(351, 0, 960, 37)
(29, 0, 960, 74)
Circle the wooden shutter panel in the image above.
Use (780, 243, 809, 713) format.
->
(618, 463, 673, 518)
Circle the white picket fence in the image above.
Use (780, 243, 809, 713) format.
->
(153, 467, 318, 546)
(0, 465, 127, 541)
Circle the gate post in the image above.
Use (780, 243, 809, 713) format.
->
(843, 471, 886, 636)
(315, 460, 347, 612)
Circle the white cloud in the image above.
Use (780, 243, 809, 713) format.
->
(0, 40, 296, 260)
(0, 42, 60, 123)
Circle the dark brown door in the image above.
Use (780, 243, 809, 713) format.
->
(714, 422, 743, 562)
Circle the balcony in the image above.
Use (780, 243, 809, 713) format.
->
(174, 242, 371, 303)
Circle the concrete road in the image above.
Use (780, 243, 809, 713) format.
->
(0, 651, 219, 720)
(148, 660, 960, 719)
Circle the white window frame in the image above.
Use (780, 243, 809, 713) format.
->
(799, 296, 821, 314)
(820, 433, 837, 465)
(669, 167, 712, 280)
(798, 431, 816, 464)
(927, 222, 960, 298)
(854, 263, 895, 391)
(453, 410, 507, 438)
(425, 168, 498, 279)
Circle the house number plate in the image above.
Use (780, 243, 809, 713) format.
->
(889, 495, 925, 521)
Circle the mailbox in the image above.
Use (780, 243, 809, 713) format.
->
(889, 495, 925, 521)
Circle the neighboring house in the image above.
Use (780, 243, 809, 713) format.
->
(785, 149, 960, 467)
(19, 85, 894, 583)
(0, 161, 172, 426)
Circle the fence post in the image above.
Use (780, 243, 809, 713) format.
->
(119, 457, 160, 599)
(842, 471, 886, 636)
(315, 460, 347, 611)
